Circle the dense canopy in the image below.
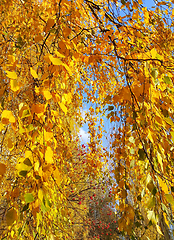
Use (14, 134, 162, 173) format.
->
(1, 0, 174, 239)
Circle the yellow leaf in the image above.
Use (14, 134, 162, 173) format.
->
(45, 131, 53, 141)
(30, 67, 38, 78)
(158, 177, 169, 194)
(16, 162, 31, 173)
(10, 79, 20, 92)
(59, 102, 67, 114)
(62, 63, 72, 76)
(34, 161, 40, 172)
(165, 194, 174, 205)
(0, 123, 4, 131)
(156, 225, 163, 236)
(151, 48, 157, 58)
(126, 206, 135, 220)
(1, 110, 15, 124)
(25, 150, 32, 159)
(6, 209, 18, 226)
(45, 146, 53, 163)
(53, 167, 61, 186)
(38, 189, 44, 202)
(172, 8, 174, 17)
(0, 163, 6, 175)
(147, 210, 157, 224)
(49, 55, 63, 65)
(118, 217, 126, 232)
(62, 93, 72, 104)
(6, 70, 17, 79)
(43, 90, 52, 100)
(157, 151, 163, 171)
(55, 50, 65, 58)
(147, 129, 154, 143)
(7, 55, 15, 63)
(163, 212, 170, 228)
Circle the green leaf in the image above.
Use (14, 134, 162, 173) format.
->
(108, 105, 114, 111)
(41, 201, 49, 213)
(21, 109, 31, 119)
(135, 221, 141, 228)
(152, 187, 157, 196)
(21, 203, 29, 212)
(163, 76, 172, 85)
(26, 124, 34, 132)
(24, 193, 34, 203)
(165, 194, 174, 205)
(161, 108, 169, 117)
(151, 68, 158, 79)
(19, 171, 28, 177)
(138, 149, 146, 160)
(130, 159, 135, 168)
(147, 181, 155, 192)
(165, 117, 173, 126)
(137, 195, 141, 202)
(23, 158, 32, 166)
(129, 136, 135, 143)
(130, 147, 135, 154)
(121, 0, 126, 4)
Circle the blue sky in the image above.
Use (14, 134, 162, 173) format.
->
(79, 0, 156, 146)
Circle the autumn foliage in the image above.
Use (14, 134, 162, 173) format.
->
(1, 0, 174, 239)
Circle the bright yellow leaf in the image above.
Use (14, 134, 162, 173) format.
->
(53, 167, 61, 186)
(151, 48, 157, 58)
(1, 110, 15, 124)
(147, 129, 154, 143)
(45, 131, 53, 141)
(30, 67, 38, 78)
(55, 50, 65, 58)
(38, 189, 44, 202)
(49, 55, 63, 65)
(10, 79, 20, 92)
(158, 177, 169, 194)
(45, 146, 54, 163)
(59, 102, 67, 114)
(43, 90, 52, 100)
(156, 225, 163, 236)
(6, 70, 17, 79)
(62, 63, 72, 76)
(157, 151, 163, 171)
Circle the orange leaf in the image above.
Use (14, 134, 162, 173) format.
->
(0, 163, 6, 175)
(6, 209, 18, 226)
